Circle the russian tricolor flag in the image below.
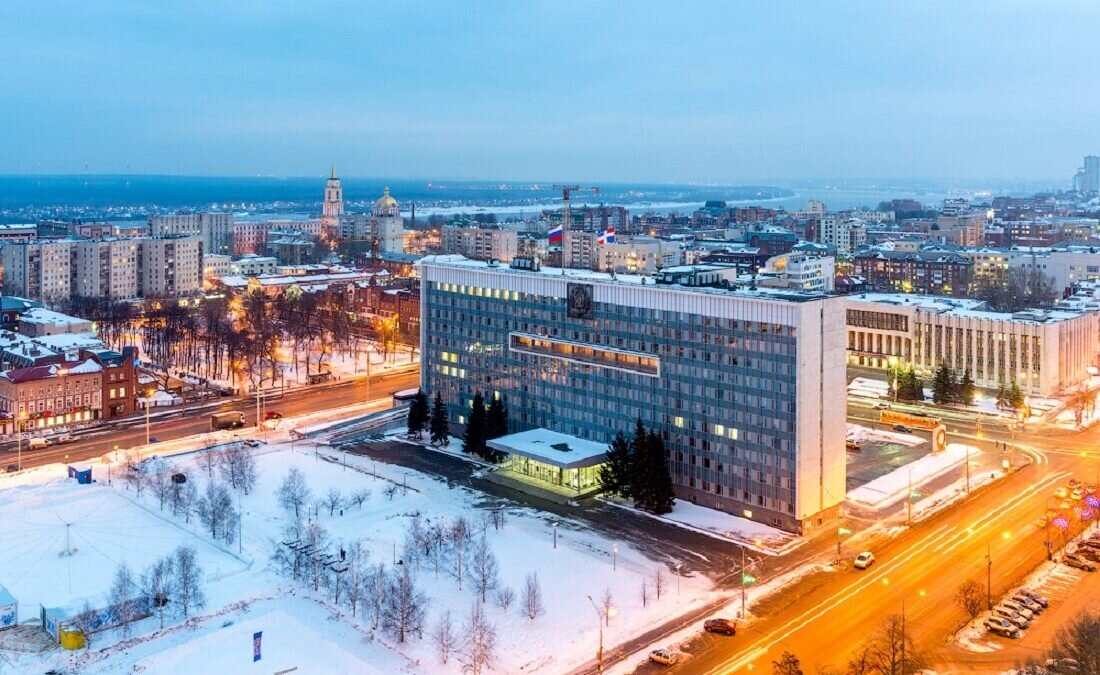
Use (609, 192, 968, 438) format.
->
(548, 224, 563, 243)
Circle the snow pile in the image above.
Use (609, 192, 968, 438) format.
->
(846, 423, 925, 447)
(606, 498, 798, 555)
(847, 443, 977, 509)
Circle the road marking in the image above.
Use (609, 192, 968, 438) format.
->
(703, 469, 1070, 674)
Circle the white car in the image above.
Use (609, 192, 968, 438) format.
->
(1001, 599, 1034, 620)
(854, 551, 875, 569)
(1054, 487, 1069, 499)
(649, 649, 678, 666)
(993, 605, 1029, 629)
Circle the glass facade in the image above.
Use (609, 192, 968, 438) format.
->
(420, 267, 833, 533)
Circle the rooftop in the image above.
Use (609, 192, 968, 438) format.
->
(418, 255, 831, 303)
(486, 428, 608, 469)
(849, 292, 1088, 323)
(18, 308, 91, 327)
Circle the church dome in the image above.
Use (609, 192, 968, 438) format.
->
(375, 186, 398, 209)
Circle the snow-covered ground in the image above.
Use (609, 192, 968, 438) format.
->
(5, 428, 721, 674)
(846, 422, 925, 448)
(847, 443, 978, 509)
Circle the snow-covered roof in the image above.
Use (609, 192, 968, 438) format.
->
(18, 308, 91, 327)
(849, 292, 1088, 323)
(487, 428, 608, 469)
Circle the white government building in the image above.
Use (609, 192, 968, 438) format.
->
(845, 293, 1100, 396)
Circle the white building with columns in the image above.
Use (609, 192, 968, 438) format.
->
(845, 293, 1100, 396)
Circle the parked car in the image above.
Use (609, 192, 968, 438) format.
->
(874, 402, 890, 409)
(854, 551, 875, 570)
(1055, 487, 1069, 499)
(1063, 554, 1097, 571)
(1068, 478, 1081, 489)
(263, 411, 283, 420)
(148, 437, 159, 444)
(1077, 539, 1100, 551)
(5, 464, 18, 474)
(984, 617, 1021, 638)
(243, 439, 263, 448)
(846, 441, 861, 452)
(1076, 548, 1100, 563)
(992, 606, 1029, 629)
(703, 619, 736, 636)
(1001, 599, 1035, 620)
(1060, 499, 1073, 511)
(51, 433, 76, 445)
(27, 438, 50, 449)
(1010, 594, 1044, 614)
(893, 424, 913, 433)
(1017, 589, 1049, 609)
(649, 649, 678, 666)
(1071, 488, 1084, 501)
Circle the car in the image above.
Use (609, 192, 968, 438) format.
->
(27, 438, 50, 449)
(263, 411, 283, 420)
(1017, 589, 1049, 608)
(703, 618, 736, 636)
(874, 402, 891, 409)
(846, 441, 861, 452)
(1076, 548, 1100, 563)
(649, 649, 678, 666)
(1071, 488, 1084, 501)
(1011, 594, 1044, 614)
(1060, 499, 1073, 511)
(1085, 483, 1098, 493)
(1078, 539, 1100, 551)
(984, 617, 1021, 638)
(992, 606, 1029, 629)
(148, 436, 159, 444)
(1036, 513, 1051, 527)
(51, 433, 76, 445)
(1063, 554, 1097, 571)
(893, 424, 913, 433)
(243, 439, 263, 448)
(1001, 599, 1035, 620)
(854, 551, 875, 569)
(5, 464, 18, 474)
(1069, 478, 1081, 489)
(1055, 487, 1069, 499)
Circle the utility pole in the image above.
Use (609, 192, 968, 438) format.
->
(740, 545, 746, 619)
(986, 542, 992, 610)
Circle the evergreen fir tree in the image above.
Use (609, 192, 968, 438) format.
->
(429, 392, 449, 446)
(629, 419, 652, 509)
(407, 389, 429, 438)
(932, 364, 953, 404)
(1009, 380, 1025, 411)
(598, 432, 633, 498)
(995, 381, 1008, 409)
(464, 391, 488, 457)
(644, 430, 676, 515)
(958, 370, 976, 406)
(486, 396, 508, 440)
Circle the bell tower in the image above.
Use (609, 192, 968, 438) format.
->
(322, 164, 344, 240)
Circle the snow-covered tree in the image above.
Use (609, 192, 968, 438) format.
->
(523, 571, 544, 620)
(432, 609, 456, 664)
(654, 566, 666, 601)
(174, 545, 205, 618)
(459, 601, 497, 675)
(348, 488, 371, 509)
(219, 445, 258, 494)
(323, 487, 344, 516)
(493, 586, 515, 611)
(109, 563, 140, 637)
(276, 467, 311, 519)
(381, 564, 428, 643)
(366, 562, 387, 629)
(142, 555, 175, 629)
(196, 480, 237, 544)
(471, 532, 499, 603)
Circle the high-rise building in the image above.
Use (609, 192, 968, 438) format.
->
(419, 256, 847, 534)
(0, 241, 73, 302)
(322, 165, 344, 240)
(72, 239, 140, 299)
(138, 237, 203, 298)
(149, 212, 232, 256)
(441, 226, 518, 262)
(372, 187, 405, 254)
(1083, 156, 1100, 193)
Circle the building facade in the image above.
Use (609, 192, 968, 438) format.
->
(72, 239, 140, 299)
(419, 256, 847, 534)
(372, 187, 405, 254)
(852, 249, 973, 296)
(149, 212, 232, 257)
(1, 241, 73, 302)
(322, 166, 344, 241)
(845, 293, 1100, 396)
(441, 226, 519, 262)
(137, 237, 203, 298)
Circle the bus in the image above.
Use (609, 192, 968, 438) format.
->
(392, 388, 420, 408)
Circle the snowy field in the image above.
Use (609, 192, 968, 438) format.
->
(6, 436, 720, 674)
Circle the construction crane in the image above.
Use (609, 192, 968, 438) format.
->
(551, 185, 600, 272)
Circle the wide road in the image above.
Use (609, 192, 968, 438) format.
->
(1, 368, 420, 471)
(647, 405, 1098, 673)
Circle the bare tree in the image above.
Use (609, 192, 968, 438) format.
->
(174, 545, 206, 619)
(1046, 610, 1100, 673)
(142, 555, 175, 629)
(303, 522, 329, 591)
(601, 587, 614, 626)
(869, 614, 925, 675)
(459, 601, 496, 675)
(68, 601, 97, 648)
(151, 470, 174, 511)
(200, 448, 220, 478)
(385, 483, 400, 501)
(344, 541, 369, 618)
(381, 564, 428, 643)
(348, 488, 371, 509)
(195, 480, 238, 544)
(471, 532, 499, 603)
(523, 571, 545, 620)
(276, 467, 311, 519)
(323, 488, 344, 516)
(493, 586, 515, 611)
(640, 577, 650, 608)
(772, 651, 803, 675)
(955, 580, 985, 621)
(432, 609, 456, 665)
(174, 480, 197, 522)
(219, 445, 258, 494)
(654, 566, 666, 601)
(366, 562, 387, 630)
(109, 563, 140, 638)
(450, 517, 470, 590)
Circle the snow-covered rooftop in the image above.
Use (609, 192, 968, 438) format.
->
(19, 308, 91, 327)
(849, 292, 1088, 323)
(487, 428, 608, 468)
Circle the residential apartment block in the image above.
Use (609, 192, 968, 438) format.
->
(420, 255, 847, 534)
(441, 226, 519, 262)
(149, 212, 232, 256)
(852, 249, 973, 296)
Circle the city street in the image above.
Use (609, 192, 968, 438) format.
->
(0, 369, 420, 471)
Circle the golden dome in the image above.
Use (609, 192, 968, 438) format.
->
(374, 186, 398, 209)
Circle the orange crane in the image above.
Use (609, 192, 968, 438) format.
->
(551, 185, 599, 271)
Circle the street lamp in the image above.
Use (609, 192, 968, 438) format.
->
(881, 579, 924, 668)
(612, 545, 618, 571)
(586, 595, 605, 674)
(145, 388, 155, 445)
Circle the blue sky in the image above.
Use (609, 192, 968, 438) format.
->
(1, 1, 1096, 182)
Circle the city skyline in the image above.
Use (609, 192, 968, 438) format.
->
(3, 1, 1100, 182)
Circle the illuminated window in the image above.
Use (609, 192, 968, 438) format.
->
(714, 424, 725, 436)
(727, 428, 739, 440)
(674, 416, 684, 428)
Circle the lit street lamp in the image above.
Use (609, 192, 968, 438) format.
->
(145, 388, 155, 445)
(586, 595, 605, 674)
